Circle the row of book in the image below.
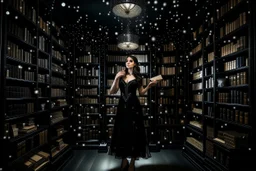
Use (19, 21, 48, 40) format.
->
(38, 36, 50, 52)
(220, 36, 246, 57)
(106, 97, 119, 105)
(51, 139, 68, 157)
(75, 98, 98, 104)
(8, 20, 35, 46)
(107, 54, 148, 62)
(7, 41, 34, 64)
(204, 65, 214, 76)
(80, 129, 100, 140)
(76, 107, 99, 114)
(157, 56, 176, 64)
(6, 64, 35, 81)
(193, 57, 203, 69)
(219, 108, 249, 125)
(158, 78, 177, 87)
(54, 99, 67, 107)
(77, 55, 99, 64)
(158, 66, 176, 75)
(7, 103, 34, 117)
(205, 92, 213, 102)
(217, 0, 243, 20)
(158, 97, 176, 105)
(192, 82, 202, 90)
(24, 151, 50, 170)
(38, 58, 49, 69)
(80, 117, 100, 125)
(193, 94, 203, 102)
(76, 88, 98, 96)
(158, 117, 178, 125)
(51, 89, 66, 97)
(10, 0, 37, 24)
(6, 86, 32, 98)
(193, 71, 202, 80)
(158, 88, 175, 96)
(76, 78, 98, 86)
(220, 12, 247, 38)
(138, 97, 148, 105)
(207, 52, 214, 62)
(163, 43, 176, 51)
(186, 137, 203, 152)
(106, 107, 117, 114)
(191, 43, 202, 55)
(38, 74, 50, 83)
(218, 91, 248, 104)
(158, 107, 175, 115)
(217, 130, 248, 149)
(76, 68, 99, 77)
(223, 57, 248, 71)
(16, 130, 48, 158)
(205, 106, 214, 117)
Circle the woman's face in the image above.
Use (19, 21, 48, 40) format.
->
(126, 57, 136, 69)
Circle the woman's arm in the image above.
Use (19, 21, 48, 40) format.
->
(109, 77, 120, 94)
(138, 80, 157, 95)
(109, 70, 126, 94)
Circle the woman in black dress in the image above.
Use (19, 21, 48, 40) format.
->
(108, 55, 157, 171)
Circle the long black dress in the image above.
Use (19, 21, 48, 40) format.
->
(108, 78, 151, 159)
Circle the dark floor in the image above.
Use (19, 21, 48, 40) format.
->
(60, 149, 197, 171)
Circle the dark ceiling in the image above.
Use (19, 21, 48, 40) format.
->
(43, 0, 206, 49)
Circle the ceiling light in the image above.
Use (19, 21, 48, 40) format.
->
(117, 26, 139, 50)
(112, 0, 144, 18)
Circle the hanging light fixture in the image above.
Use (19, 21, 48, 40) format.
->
(117, 25, 139, 50)
(112, 0, 144, 18)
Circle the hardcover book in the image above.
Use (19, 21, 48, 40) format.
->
(150, 75, 163, 81)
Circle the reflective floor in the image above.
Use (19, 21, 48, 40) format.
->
(60, 149, 197, 171)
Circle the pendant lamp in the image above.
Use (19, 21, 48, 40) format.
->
(112, 0, 143, 18)
(117, 25, 139, 50)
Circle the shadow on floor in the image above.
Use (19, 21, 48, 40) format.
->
(108, 164, 195, 171)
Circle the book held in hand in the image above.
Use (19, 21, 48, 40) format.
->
(150, 75, 163, 81)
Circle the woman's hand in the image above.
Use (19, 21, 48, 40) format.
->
(115, 69, 126, 79)
(148, 80, 158, 88)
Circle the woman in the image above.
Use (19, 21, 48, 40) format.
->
(108, 55, 157, 171)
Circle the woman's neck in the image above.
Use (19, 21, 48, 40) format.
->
(127, 69, 133, 75)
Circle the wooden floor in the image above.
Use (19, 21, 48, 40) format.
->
(60, 149, 197, 171)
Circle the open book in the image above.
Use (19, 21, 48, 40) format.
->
(150, 75, 163, 81)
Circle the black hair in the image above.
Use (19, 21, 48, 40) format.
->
(125, 55, 142, 86)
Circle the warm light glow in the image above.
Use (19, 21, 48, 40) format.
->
(113, 1, 142, 18)
(120, 3, 135, 13)
(118, 42, 139, 50)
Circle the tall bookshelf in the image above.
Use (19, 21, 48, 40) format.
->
(104, 44, 156, 150)
(72, 44, 103, 149)
(0, 0, 72, 170)
(154, 42, 186, 149)
(183, 0, 256, 170)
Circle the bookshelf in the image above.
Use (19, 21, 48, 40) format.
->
(72, 44, 104, 149)
(182, 0, 255, 170)
(0, 0, 72, 170)
(154, 42, 186, 149)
